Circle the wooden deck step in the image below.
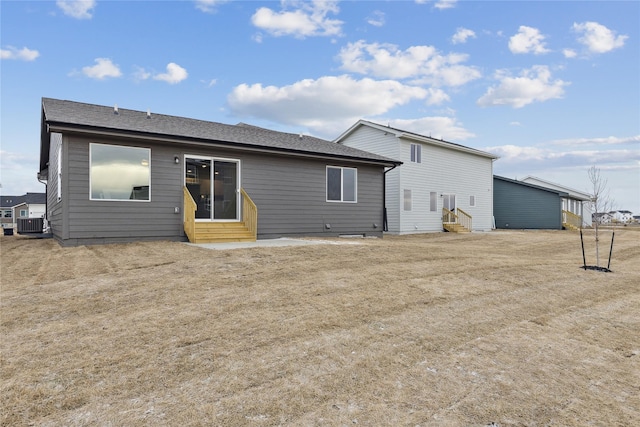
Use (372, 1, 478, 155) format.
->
(443, 223, 471, 233)
(192, 222, 256, 244)
(563, 223, 580, 232)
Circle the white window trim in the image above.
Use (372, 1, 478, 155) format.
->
(430, 191, 437, 212)
(404, 189, 412, 211)
(184, 155, 242, 222)
(410, 143, 422, 163)
(326, 166, 358, 203)
(90, 143, 151, 202)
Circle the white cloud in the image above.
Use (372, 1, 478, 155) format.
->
(563, 48, 577, 58)
(477, 65, 568, 108)
(153, 63, 188, 84)
(367, 10, 385, 27)
(414, 0, 458, 10)
(251, 0, 343, 39)
(489, 144, 639, 172)
(425, 88, 450, 105)
(81, 58, 122, 80)
(132, 66, 151, 82)
(56, 0, 96, 19)
(434, 0, 457, 10)
(0, 46, 40, 61)
(389, 116, 475, 141)
(194, 0, 229, 13)
(509, 26, 550, 55)
(227, 75, 427, 135)
(572, 21, 628, 54)
(552, 135, 640, 147)
(338, 40, 481, 87)
(451, 28, 476, 44)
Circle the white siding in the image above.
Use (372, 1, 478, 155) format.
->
(341, 125, 495, 233)
(338, 126, 402, 232)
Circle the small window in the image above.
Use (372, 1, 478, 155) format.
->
(410, 144, 421, 163)
(430, 191, 437, 212)
(19, 209, 28, 218)
(404, 189, 412, 211)
(469, 195, 476, 207)
(327, 166, 357, 203)
(2, 210, 11, 218)
(90, 143, 151, 201)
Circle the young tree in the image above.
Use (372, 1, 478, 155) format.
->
(587, 166, 614, 266)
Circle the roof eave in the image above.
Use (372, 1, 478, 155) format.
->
(46, 122, 401, 168)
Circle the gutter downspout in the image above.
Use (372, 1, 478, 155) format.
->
(37, 173, 49, 233)
(383, 164, 399, 232)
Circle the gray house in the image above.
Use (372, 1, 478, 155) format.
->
(38, 98, 401, 246)
(494, 175, 569, 230)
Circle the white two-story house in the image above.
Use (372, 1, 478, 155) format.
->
(335, 120, 498, 233)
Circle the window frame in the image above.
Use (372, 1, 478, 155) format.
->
(469, 195, 476, 207)
(404, 189, 412, 211)
(430, 191, 437, 212)
(410, 143, 422, 163)
(89, 143, 151, 202)
(326, 166, 358, 203)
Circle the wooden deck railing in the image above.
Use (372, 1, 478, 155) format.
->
(562, 210, 582, 230)
(442, 207, 472, 232)
(456, 208, 472, 231)
(183, 186, 197, 242)
(183, 187, 257, 242)
(442, 207, 457, 224)
(241, 188, 258, 240)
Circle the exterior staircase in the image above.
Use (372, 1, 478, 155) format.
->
(443, 222, 471, 233)
(442, 208, 472, 233)
(191, 221, 255, 244)
(562, 210, 582, 231)
(184, 187, 258, 244)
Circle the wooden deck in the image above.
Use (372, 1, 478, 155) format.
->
(442, 208, 472, 233)
(184, 187, 258, 243)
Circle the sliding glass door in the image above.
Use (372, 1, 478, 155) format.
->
(185, 156, 239, 221)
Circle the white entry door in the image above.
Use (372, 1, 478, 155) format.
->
(443, 194, 456, 212)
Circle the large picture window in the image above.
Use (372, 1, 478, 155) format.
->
(326, 166, 357, 202)
(90, 143, 151, 201)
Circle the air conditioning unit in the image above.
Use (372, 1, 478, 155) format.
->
(17, 218, 44, 234)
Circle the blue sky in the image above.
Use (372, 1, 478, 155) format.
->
(2, 0, 639, 212)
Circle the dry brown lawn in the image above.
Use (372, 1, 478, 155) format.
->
(1, 229, 639, 426)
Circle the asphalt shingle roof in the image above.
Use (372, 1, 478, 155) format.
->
(42, 98, 400, 166)
(0, 193, 46, 208)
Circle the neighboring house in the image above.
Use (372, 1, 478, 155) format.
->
(0, 193, 46, 229)
(609, 210, 634, 223)
(593, 212, 613, 225)
(493, 176, 569, 230)
(335, 120, 498, 233)
(632, 215, 640, 223)
(38, 98, 401, 246)
(520, 176, 592, 227)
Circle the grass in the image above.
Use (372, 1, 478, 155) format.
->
(1, 229, 639, 426)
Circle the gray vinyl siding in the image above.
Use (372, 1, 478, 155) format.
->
(493, 177, 563, 229)
(60, 136, 184, 245)
(243, 155, 384, 238)
(56, 135, 385, 245)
